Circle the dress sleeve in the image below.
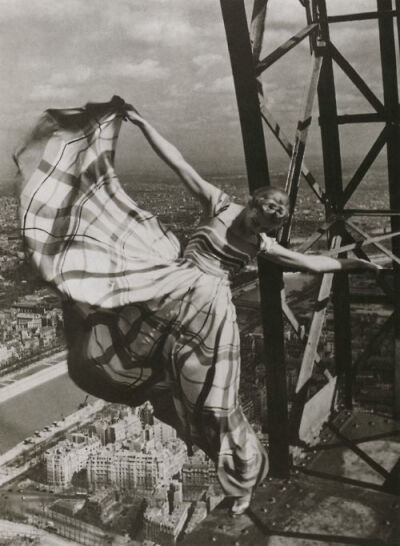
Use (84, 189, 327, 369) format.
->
(208, 189, 231, 218)
(258, 232, 277, 254)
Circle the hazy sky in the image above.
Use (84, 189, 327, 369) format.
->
(0, 0, 389, 182)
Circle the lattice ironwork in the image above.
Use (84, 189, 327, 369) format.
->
(220, 0, 400, 476)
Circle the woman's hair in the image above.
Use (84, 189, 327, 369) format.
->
(250, 186, 290, 222)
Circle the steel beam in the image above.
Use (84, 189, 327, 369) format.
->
(345, 209, 400, 217)
(377, 0, 400, 417)
(342, 127, 389, 206)
(256, 23, 318, 75)
(340, 230, 395, 299)
(337, 113, 385, 124)
(281, 53, 322, 244)
(220, 0, 290, 476)
(296, 220, 336, 253)
(330, 43, 385, 115)
(220, 0, 269, 190)
(328, 10, 397, 23)
(295, 237, 339, 393)
(250, 0, 269, 62)
(323, 230, 400, 258)
(316, 0, 353, 409)
(260, 102, 327, 205)
(345, 219, 400, 267)
(397, 0, 400, 46)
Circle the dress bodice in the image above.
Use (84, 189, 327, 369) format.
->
(184, 214, 251, 279)
(183, 192, 276, 280)
(183, 192, 276, 278)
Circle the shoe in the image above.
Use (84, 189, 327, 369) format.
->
(230, 493, 252, 516)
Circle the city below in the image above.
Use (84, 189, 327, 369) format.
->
(0, 170, 396, 545)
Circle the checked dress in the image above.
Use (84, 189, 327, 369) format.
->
(16, 97, 269, 497)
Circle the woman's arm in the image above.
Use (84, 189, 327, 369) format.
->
(126, 110, 220, 212)
(262, 242, 381, 273)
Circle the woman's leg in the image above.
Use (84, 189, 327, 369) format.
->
(193, 404, 269, 498)
(164, 287, 269, 499)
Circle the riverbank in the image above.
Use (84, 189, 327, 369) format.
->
(0, 360, 67, 405)
(0, 398, 106, 486)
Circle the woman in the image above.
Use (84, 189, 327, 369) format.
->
(116, 110, 379, 513)
(18, 99, 380, 516)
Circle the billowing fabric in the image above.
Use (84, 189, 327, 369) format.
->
(16, 97, 269, 497)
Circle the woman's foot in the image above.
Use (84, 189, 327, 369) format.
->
(230, 493, 252, 516)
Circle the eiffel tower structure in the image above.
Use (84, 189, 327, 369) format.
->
(182, 1, 400, 543)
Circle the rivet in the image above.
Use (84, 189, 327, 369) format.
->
(263, 507, 268, 513)
(268, 497, 276, 503)
(241, 529, 249, 535)
(285, 503, 290, 509)
(211, 537, 217, 542)
(218, 524, 225, 530)
(384, 520, 391, 526)
(234, 541, 240, 546)
(271, 521, 277, 526)
(280, 486, 287, 492)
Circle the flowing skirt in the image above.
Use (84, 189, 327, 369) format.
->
(64, 258, 268, 496)
(16, 99, 268, 496)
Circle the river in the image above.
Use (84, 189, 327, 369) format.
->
(0, 371, 96, 454)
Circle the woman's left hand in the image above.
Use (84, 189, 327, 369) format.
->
(352, 259, 383, 272)
(125, 107, 144, 126)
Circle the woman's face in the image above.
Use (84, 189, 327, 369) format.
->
(244, 194, 288, 235)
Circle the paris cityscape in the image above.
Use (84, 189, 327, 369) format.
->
(0, 168, 394, 545)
